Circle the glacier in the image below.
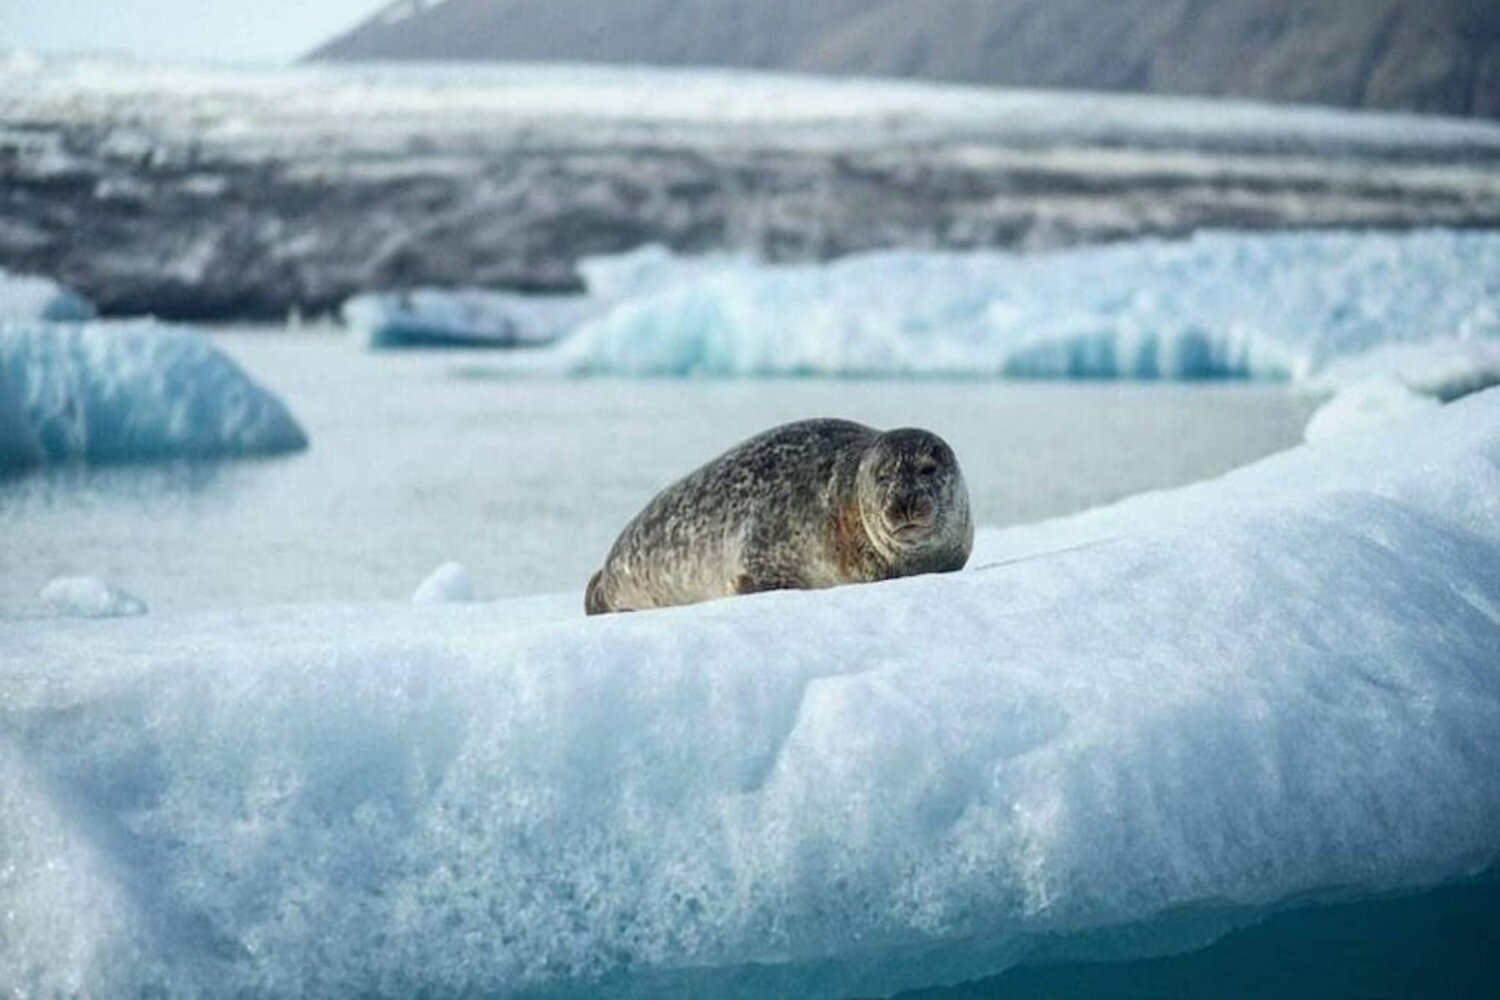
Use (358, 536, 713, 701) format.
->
(529, 230, 1500, 380)
(0, 320, 307, 467)
(2, 388, 1497, 999)
(0, 269, 95, 322)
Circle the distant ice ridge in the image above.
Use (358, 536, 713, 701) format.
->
(0, 321, 307, 466)
(3, 389, 1498, 999)
(0, 269, 95, 322)
(537, 230, 1500, 380)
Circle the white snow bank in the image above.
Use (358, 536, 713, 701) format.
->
(39, 576, 148, 619)
(540, 230, 1499, 379)
(0, 269, 95, 322)
(3, 390, 1499, 999)
(0, 320, 307, 465)
(343, 289, 596, 349)
(411, 561, 474, 604)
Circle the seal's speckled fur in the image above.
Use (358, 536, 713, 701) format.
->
(586, 419, 972, 614)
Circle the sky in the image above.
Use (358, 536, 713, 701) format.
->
(0, 0, 384, 63)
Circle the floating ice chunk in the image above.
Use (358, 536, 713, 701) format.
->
(1314, 336, 1500, 400)
(344, 289, 597, 349)
(546, 231, 1499, 379)
(1303, 337, 1500, 443)
(2, 390, 1497, 998)
(1304, 378, 1442, 444)
(0, 269, 95, 321)
(39, 576, 148, 618)
(345, 246, 749, 351)
(0, 320, 307, 465)
(411, 561, 474, 604)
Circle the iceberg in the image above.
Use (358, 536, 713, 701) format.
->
(39, 576, 148, 619)
(543, 230, 1499, 380)
(2, 388, 1498, 999)
(0, 320, 307, 466)
(1303, 378, 1442, 444)
(345, 246, 748, 350)
(1303, 337, 1500, 443)
(343, 289, 598, 349)
(411, 561, 474, 605)
(0, 269, 95, 322)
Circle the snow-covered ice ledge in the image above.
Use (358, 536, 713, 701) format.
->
(3, 391, 1499, 998)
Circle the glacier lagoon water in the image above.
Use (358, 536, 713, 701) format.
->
(0, 329, 1316, 617)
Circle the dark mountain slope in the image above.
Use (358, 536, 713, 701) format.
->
(310, 0, 1500, 118)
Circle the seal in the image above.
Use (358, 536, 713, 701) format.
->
(585, 418, 972, 614)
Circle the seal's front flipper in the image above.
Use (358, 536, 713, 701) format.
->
(585, 570, 612, 615)
(730, 572, 803, 597)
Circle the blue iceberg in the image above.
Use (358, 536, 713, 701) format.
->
(0, 320, 307, 467)
(343, 289, 599, 349)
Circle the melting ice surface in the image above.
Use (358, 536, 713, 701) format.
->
(493, 230, 1500, 380)
(2, 389, 1497, 999)
(0, 320, 307, 467)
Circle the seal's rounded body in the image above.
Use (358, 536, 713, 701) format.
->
(586, 418, 972, 614)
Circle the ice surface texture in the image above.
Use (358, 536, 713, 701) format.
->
(0, 321, 307, 466)
(546, 230, 1500, 379)
(3, 390, 1498, 999)
(0, 269, 95, 322)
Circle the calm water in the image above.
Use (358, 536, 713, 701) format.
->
(0, 329, 1317, 617)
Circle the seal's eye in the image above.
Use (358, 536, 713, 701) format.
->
(917, 460, 938, 478)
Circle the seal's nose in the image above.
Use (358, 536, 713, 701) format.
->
(888, 495, 936, 528)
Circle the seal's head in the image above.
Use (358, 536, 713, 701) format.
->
(855, 428, 973, 568)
